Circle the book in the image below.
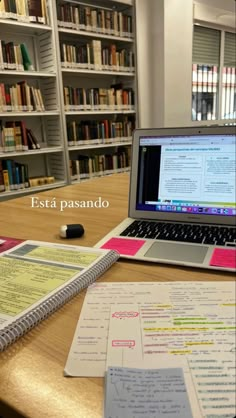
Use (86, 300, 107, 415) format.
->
(27, 0, 43, 23)
(26, 127, 40, 149)
(0, 239, 119, 352)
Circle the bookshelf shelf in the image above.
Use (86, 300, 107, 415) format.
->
(58, 28, 134, 43)
(0, 19, 52, 35)
(0, 179, 66, 200)
(61, 68, 135, 76)
(0, 111, 60, 117)
(65, 110, 135, 115)
(71, 166, 130, 184)
(0, 146, 63, 158)
(68, 139, 132, 151)
(0, 70, 56, 77)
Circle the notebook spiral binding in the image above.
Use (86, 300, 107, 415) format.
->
(0, 250, 119, 352)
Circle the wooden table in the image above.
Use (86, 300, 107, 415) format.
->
(0, 173, 234, 418)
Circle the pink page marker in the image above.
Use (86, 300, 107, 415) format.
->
(210, 248, 236, 269)
(101, 237, 146, 256)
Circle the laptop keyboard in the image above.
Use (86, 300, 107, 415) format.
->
(119, 220, 236, 246)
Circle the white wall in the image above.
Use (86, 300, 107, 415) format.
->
(163, 0, 193, 127)
(136, 0, 193, 128)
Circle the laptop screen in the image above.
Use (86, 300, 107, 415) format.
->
(135, 132, 236, 217)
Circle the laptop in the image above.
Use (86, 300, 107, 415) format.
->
(96, 126, 236, 272)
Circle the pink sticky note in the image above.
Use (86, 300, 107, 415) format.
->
(101, 237, 146, 256)
(0, 236, 24, 253)
(210, 248, 236, 269)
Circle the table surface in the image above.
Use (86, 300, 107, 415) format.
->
(0, 173, 234, 418)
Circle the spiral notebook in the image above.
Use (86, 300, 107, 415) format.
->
(0, 240, 119, 352)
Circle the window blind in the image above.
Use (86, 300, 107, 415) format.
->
(224, 31, 236, 67)
(193, 25, 220, 65)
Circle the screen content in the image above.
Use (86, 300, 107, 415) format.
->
(136, 134, 236, 216)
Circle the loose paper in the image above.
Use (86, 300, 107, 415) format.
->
(106, 304, 236, 418)
(64, 282, 236, 377)
(104, 367, 194, 418)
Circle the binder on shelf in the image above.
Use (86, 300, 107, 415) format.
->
(20, 43, 34, 71)
(0, 239, 119, 352)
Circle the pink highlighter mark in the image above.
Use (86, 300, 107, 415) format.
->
(210, 248, 236, 269)
(101, 237, 146, 256)
(112, 311, 139, 319)
(112, 340, 136, 348)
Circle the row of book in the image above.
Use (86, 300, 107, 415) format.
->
(0, 158, 55, 192)
(60, 41, 135, 72)
(0, 81, 45, 112)
(64, 86, 135, 112)
(0, 0, 49, 24)
(221, 67, 235, 119)
(0, 40, 33, 71)
(0, 120, 40, 153)
(57, 3, 133, 39)
(0, 158, 29, 191)
(67, 117, 135, 146)
(70, 149, 131, 181)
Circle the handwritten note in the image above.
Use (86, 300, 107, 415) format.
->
(106, 307, 202, 418)
(210, 248, 236, 269)
(101, 237, 146, 256)
(106, 305, 235, 417)
(188, 353, 236, 418)
(104, 367, 194, 418)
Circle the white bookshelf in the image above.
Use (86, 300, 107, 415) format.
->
(0, 0, 136, 198)
(54, 0, 136, 183)
(0, 0, 67, 201)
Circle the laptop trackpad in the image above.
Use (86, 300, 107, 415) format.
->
(144, 242, 208, 264)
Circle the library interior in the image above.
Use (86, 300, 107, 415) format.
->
(0, 0, 235, 417)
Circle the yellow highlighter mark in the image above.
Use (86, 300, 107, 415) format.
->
(154, 305, 173, 308)
(0, 257, 78, 316)
(144, 327, 210, 332)
(185, 342, 214, 346)
(25, 246, 99, 267)
(221, 303, 236, 307)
